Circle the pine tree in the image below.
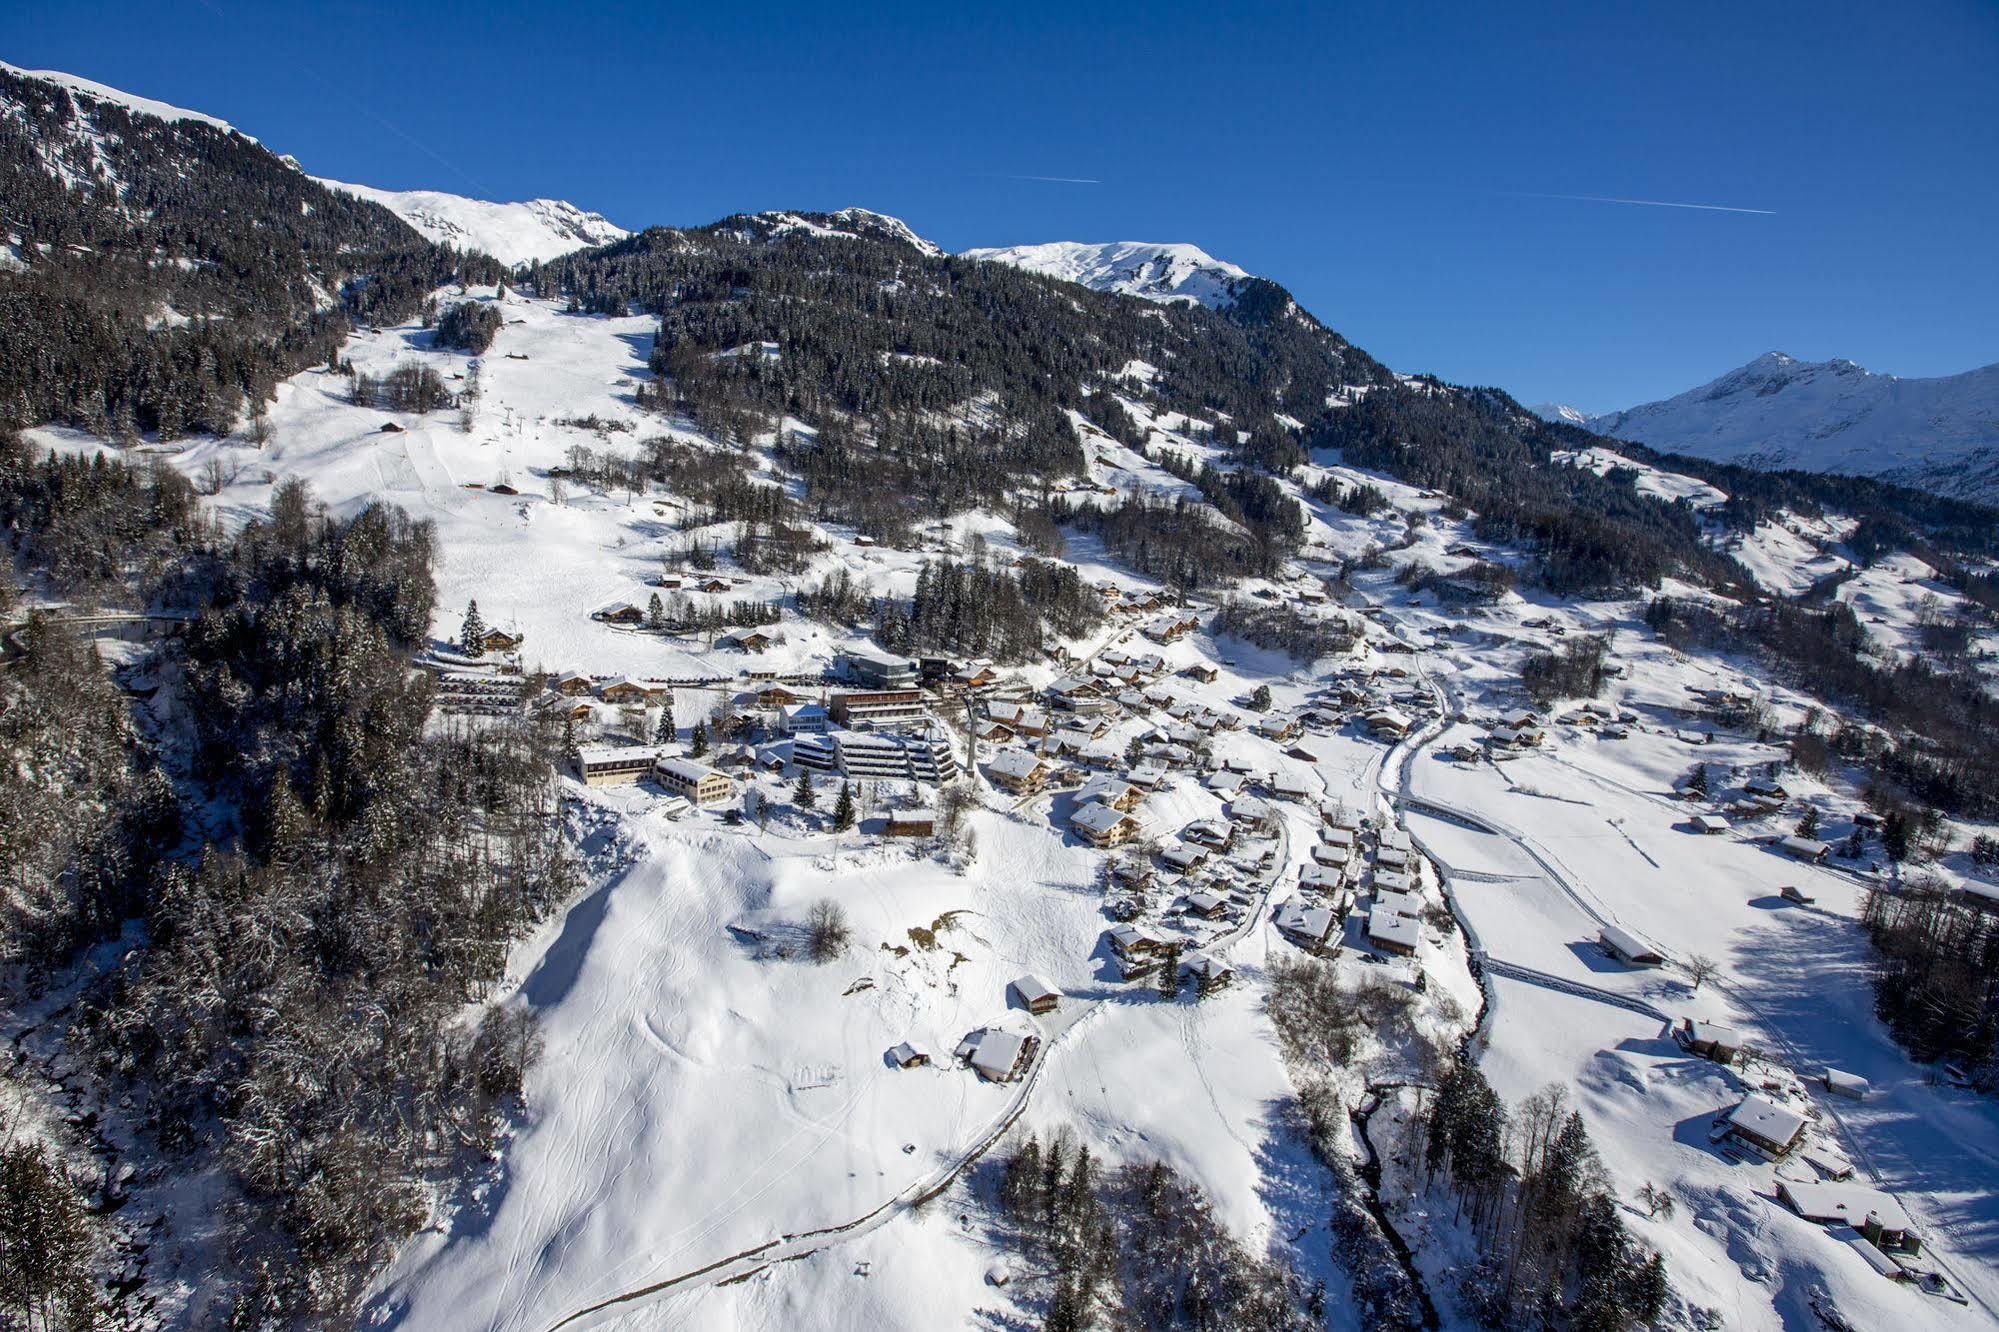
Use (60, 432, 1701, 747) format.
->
(460, 599, 488, 656)
(1157, 943, 1182, 1000)
(1796, 805, 1821, 839)
(647, 592, 666, 630)
(794, 768, 816, 810)
(1687, 764, 1709, 796)
(834, 781, 856, 831)
(655, 703, 675, 745)
(689, 721, 709, 757)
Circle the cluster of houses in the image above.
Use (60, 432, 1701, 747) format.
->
(570, 745, 737, 809)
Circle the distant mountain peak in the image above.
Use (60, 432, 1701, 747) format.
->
(0, 60, 246, 138)
(1529, 402, 1591, 426)
(1587, 353, 1999, 502)
(959, 240, 1254, 308)
(726, 209, 944, 257)
(316, 181, 628, 266)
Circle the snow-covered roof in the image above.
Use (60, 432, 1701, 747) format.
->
(1779, 1180, 1910, 1233)
(1011, 974, 1058, 1006)
(1727, 1095, 1805, 1148)
(1072, 803, 1136, 836)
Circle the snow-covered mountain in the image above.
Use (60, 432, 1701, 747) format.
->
(0, 60, 243, 135)
(960, 240, 1253, 308)
(1585, 352, 1999, 501)
(1528, 401, 1591, 427)
(316, 180, 628, 266)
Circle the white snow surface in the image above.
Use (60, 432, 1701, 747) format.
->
(961, 240, 1253, 307)
(318, 179, 629, 265)
(1528, 401, 1590, 426)
(1586, 352, 1999, 502)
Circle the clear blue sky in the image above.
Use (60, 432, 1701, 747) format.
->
(8, 0, 1997, 411)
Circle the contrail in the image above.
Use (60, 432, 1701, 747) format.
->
(983, 173, 1102, 185)
(1504, 190, 1774, 215)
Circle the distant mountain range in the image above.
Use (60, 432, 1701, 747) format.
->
(961, 241, 1253, 308)
(1538, 353, 1999, 503)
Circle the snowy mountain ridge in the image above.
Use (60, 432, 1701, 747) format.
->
(1529, 401, 1591, 427)
(317, 180, 629, 266)
(961, 240, 1255, 308)
(1584, 351, 1999, 502)
(0, 60, 244, 136)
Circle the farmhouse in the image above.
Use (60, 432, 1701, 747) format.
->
(1011, 975, 1060, 1015)
(1159, 844, 1207, 874)
(1599, 925, 1665, 967)
(571, 745, 659, 786)
(1777, 1182, 1915, 1250)
(653, 757, 736, 807)
(479, 627, 522, 652)
(720, 628, 773, 653)
(1184, 819, 1234, 851)
(597, 677, 655, 705)
(1693, 814, 1730, 835)
(886, 809, 937, 838)
(888, 1042, 931, 1069)
(1072, 803, 1141, 848)
(1681, 1020, 1744, 1064)
(1724, 1095, 1806, 1159)
(960, 1029, 1035, 1083)
(1365, 708, 1413, 738)
(597, 602, 645, 625)
(1777, 835, 1830, 863)
(551, 671, 593, 696)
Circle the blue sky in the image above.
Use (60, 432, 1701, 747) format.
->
(8, 1, 1996, 411)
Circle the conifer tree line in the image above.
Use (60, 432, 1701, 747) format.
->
(1, 439, 573, 1320)
(1420, 1062, 1668, 1330)
(994, 1132, 1315, 1331)
(433, 299, 502, 353)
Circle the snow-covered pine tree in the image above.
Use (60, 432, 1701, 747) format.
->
(834, 781, 855, 831)
(689, 721, 708, 756)
(460, 599, 487, 656)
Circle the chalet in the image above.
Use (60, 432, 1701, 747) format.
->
(1300, 863, 1348, 894)
(1270, 772, 1314, 803)
(1159, 843, 1206, 874)
(888, 1042, 931, 1069)
(1745, 777, 1789, 799)
(960, 1029, 1035, 1083)
(549, 698, 595, 721)
(1072, 803, 1141, 848)
(479, 627, 522, 653)
(949, 661, 1001, 691)
(1184, 819, 1234, 851)
(1599, 925, 1665, 967)
(1681, 1020, 1744, 1064)
(986, 749, 1050, 794)
(1257, 714, 1299, 741)
(1128, 763, 1168, 790)
(1375, 844, 1411, 870)
(571, 745, 659, 786)
(552, 671, 593, 696)
(1182, 953, 1233, 992)
(696, 578, 734, 594)
(1777, 1182, 1915, 1252)
(597, 602, 646, 626)
(1106, 924, 1173, 962)
(1285, 745, 1321, 764)
(1182, 663, 1220, 683)
(1313, 843, 1353, 869)
(1076, 776, 1144, 812)
(887, 809, 937, 838)
(1694, 814, 1731, 835)
(653, 757, 735, 807)
(1011, 974, 1060, 1015)
(1499, 708, 1540, 729)
(1142, 611, 1200, 644)
(1489, 723, 1545, 749)
(1275, 901, 1336, 950)
(1321, 827, 1356, 850)
(986, 701, 1050, 737)
(1205, 770, 1246, 797)
(757, 684, 802, 707)
(1367, 908, 1421, 956)
(1366, 708, 1414, 738)
(1777, 835, 1830, 863)
(597, 678, 654, 705)
(1183, 889, 1228, 919)
(1326, 806, 1364, 833)
(721, 628, 773, 653)
(1724, 1095, 1805, 1158)
(1373, 868, 1414, 895)
(1228, 795, 1276, 828)
(829, 689, 927, 727)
